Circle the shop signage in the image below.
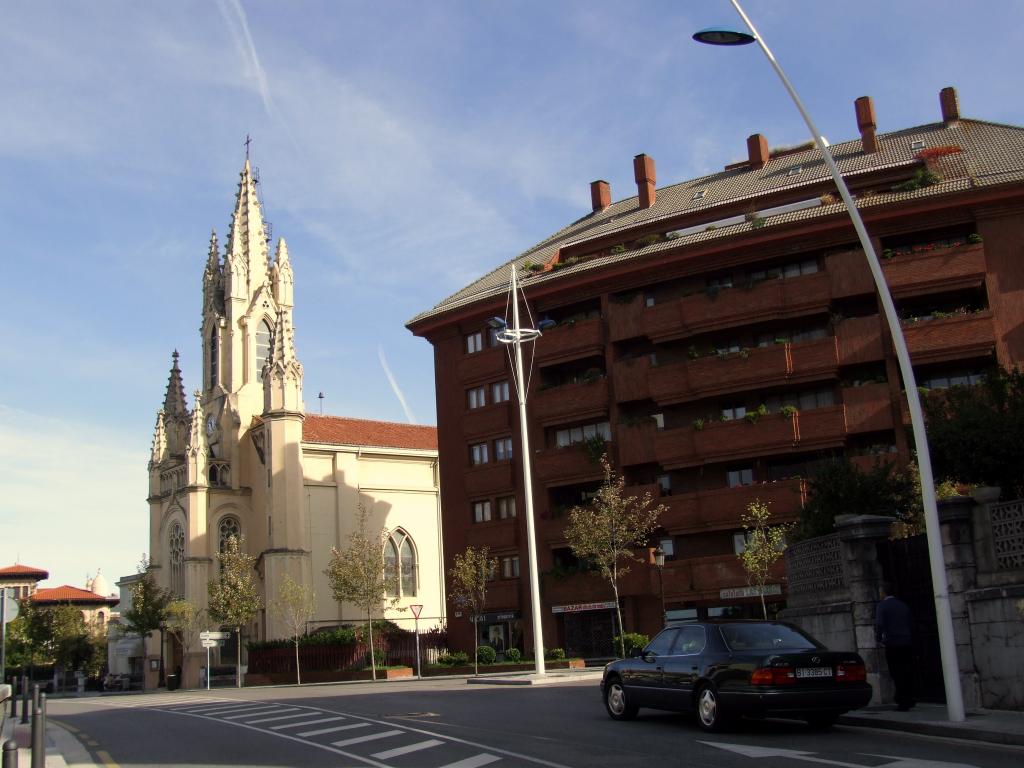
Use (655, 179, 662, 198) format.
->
(551, 600, 617, 614)
(471, 611, 520, 623)
(719, 584, 781, 600)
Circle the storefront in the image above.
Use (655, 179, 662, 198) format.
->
(473, 610, 521, 655)
(552, 600, 618, 659)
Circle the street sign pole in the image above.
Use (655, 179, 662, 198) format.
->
(199, 631, 229, 690)
(1, 587, 7, 682)
(410, 605, 423, 679)
(206, 643, 211, 691)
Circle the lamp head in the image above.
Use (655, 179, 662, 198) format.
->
(487, 316, 508, 330)
(692, 26, 756, 46)
(537, 318, 557, 331)
(654, 545, 666, 568)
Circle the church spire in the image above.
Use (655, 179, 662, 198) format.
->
(225, 158, 270, 298)
(163, 351, 188, 417)
(263, 307, 304, 413)
(149, 409, 167, 469)
(203, 229, 224, 314)
(271, 237, 294, 308)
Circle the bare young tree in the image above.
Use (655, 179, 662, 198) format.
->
(448, 545, 497, 675)
(324, 505, 399, 680)
(565, 455, 664, 659)
(165, 599, 204, 687)
(122, 556, 172, 686)
(737, 499, 791, 619)
(270, 574, 316, 685)
(207, 535, 263, 688)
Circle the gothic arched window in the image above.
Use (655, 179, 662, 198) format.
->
(255, 320, 273, 378)
(384, 529, 417, 598)
(218, 516, 241, 553)
(209, 327, 219, 389)
(169, 522, 186, 598)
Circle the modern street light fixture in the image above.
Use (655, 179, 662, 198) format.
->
(694, 0, 964, 722)
(653, 545, 666, 626)
(489, 266, 555, 675)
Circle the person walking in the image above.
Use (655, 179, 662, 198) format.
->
(875, 581, 915, 711)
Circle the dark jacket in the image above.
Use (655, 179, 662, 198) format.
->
(875, 595, 912, 647)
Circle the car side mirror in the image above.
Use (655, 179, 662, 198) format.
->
(630, 647, 645, 659)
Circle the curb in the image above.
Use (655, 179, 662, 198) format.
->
(838, 713, 1024, 747)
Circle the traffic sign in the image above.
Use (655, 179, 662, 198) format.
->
(201, 639, 219, 648)
(410, 604, 423, 619)
(2, 595, 18, 624)
(200, 631, 231, 640)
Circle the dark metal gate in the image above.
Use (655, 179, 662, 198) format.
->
(562, 610, 615, 659)
(877, 534, 945, 703)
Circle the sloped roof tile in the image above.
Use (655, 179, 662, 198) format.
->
(303, 415, 437, 451)
(31, 585, 118, 604)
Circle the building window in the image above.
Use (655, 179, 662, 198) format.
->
(466, 332, 483, 354)
(470, 442, 489, 465)
(169, 522, 185, 598)
(656, 474, 672, 496)
(554, 421, 611, 448)
(659, 536, 675, 559)
(256, 320, 273, 377)
(495, 437, 513, 461)
(384, 529, 418, 597)
(473, 501, 492, 523)
(497, 496, 516, 519)
(491, 380, 511, 403)
(218, 516, 241, 552)
(707, 274, 733, 289)
(209, 327, 219, 389)
(720, 404, 747, 421)
(467, 386, 486, 409)
(488, 327, 502, 348)
(501, 555, 520, 579)
(727, 467, 754, 488)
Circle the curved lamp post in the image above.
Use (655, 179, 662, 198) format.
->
(489, 266, 555, 675)
(694, 0, 964, 722)
(653, 545, 666, 625)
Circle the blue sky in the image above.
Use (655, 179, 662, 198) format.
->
(2, 0, 1022, 590)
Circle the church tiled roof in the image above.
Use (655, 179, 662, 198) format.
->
(31, 585, 118, 605)
(303, 415, 438, 451)
(0, 564, 49, 579)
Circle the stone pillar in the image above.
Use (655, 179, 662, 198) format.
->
(938, 496, 981, 709)
(836, 514, 893, 704)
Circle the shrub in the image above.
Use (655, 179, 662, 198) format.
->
(477, 645, 497, 665)
(505, 648, 522, 663)
(544, 647, 566, 661)
(364, 649, 387, 668)
(437, 651, 470, 666)
(780, 405, 798, 418)
(615, 633, 649, 658)
(967, 233, 983, 244)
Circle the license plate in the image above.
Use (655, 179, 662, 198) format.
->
(796, 667, 832, 678)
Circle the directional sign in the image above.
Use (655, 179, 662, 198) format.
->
(2, 595, 18, 624)
(200, 631, 231, 641)
(201, 639, 219, 648)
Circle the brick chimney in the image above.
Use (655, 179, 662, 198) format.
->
(633, 154, 656, 208)
(747, 134, 769, 170)
(940, 86, 960, 122)
(854, 96, 879, 154)
(590, 180, 611, 212)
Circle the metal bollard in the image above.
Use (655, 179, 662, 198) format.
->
(8, 677, 16, 719)
(30, 693, 44, 768)
(2, 739, 18, 768)
(19, 679, 28, 725)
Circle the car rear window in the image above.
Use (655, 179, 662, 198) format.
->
(718, 623, 818, 651)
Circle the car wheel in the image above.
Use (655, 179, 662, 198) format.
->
(805, 713, 840, 730)
(696, 684, 728, 732)
(604, 677, 638, 721)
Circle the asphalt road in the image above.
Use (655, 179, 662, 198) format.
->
(48, 679, 1024, 768)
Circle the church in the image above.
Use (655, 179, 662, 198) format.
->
(145, 159, 442, 687)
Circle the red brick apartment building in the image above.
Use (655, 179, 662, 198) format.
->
(407, 87, 1024, 659)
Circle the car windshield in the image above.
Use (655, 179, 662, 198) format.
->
(719, 623, 819, 651)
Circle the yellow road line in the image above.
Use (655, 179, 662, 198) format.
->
(96, 749, 120, 767)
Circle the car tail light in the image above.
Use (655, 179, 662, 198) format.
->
(751, 666, 795, 685)
(836, 662, 866, 682)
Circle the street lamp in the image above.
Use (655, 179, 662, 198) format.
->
(489, 265, 555, 675)
(653, 545, 666, 626)
(694, 0, 964, 722)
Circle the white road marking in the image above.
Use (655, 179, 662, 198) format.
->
(331, 729, 404, 747)
(271, 716, 345, 730)
(698, 743, 981, 768)
(299, 723, 370, 738)
(223, 706, 291, 719)
(243, 711, 312, 724)
(438, 755, 502, 768)
(372, 739, 444, 759)
(185, 703, 269, 714)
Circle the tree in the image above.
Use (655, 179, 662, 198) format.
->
(208, 535, 263, 688)
(923, 366, 1024, 499)
(269, 574, 316, 685)
(324, 505, 398, 680)
(564, 455, 665, 658)
(165, 599, 204, 686)
(737, 500, 791, 620)
(448, 546, 497, 675)
(122, 557, 172, 686)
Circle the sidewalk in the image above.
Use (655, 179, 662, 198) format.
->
(839, 702, 1024, 747)
(2, 710, 94, 768)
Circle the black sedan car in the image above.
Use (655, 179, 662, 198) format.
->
(601, 620, 871, 731)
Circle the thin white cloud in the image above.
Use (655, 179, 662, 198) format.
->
(215, 0, 274, 117)
(377, 346, 416, 424)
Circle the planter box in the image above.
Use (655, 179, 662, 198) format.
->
(421, 659, 585, 677)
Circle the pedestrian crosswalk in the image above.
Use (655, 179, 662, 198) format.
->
(91, 694, 568, 768)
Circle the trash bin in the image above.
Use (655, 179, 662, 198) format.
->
(166, 674, 179, 691)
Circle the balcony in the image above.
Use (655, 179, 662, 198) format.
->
(641, 478, 807, 535)
(466, 519, 519, 550)
(617, 422, 658, 466)
(462, 403, 512, 438)
(836, 315, 885, 365)
(464, 461, 515, 496)
(534, 317, 604, 365)
(485, 579, 521, 611)
(456, 346, 507, 383)
(903, 311, 996, 365)
(531, 379, 609, 426)
(884, 243, 986, 298)
(532, 444, 605, 487)
(655, 406, 848, 469)
(842, 383, 894, 434)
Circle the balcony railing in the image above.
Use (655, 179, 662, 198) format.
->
(462, 403, 513, 438)
(885, 242, 986, 297)
(532, 444, 605, 487)
(531, 379, 609, 426)
(466, 519, 519, 550)
(842, 383, 894, 434)
(484, 579, 521, 610)
(464, 462, 515, 496)
(835, 315, 885, 366)
(902, 311, 995, 365)
(456, 346, 507, 383)
(534, 317, 604, 365)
